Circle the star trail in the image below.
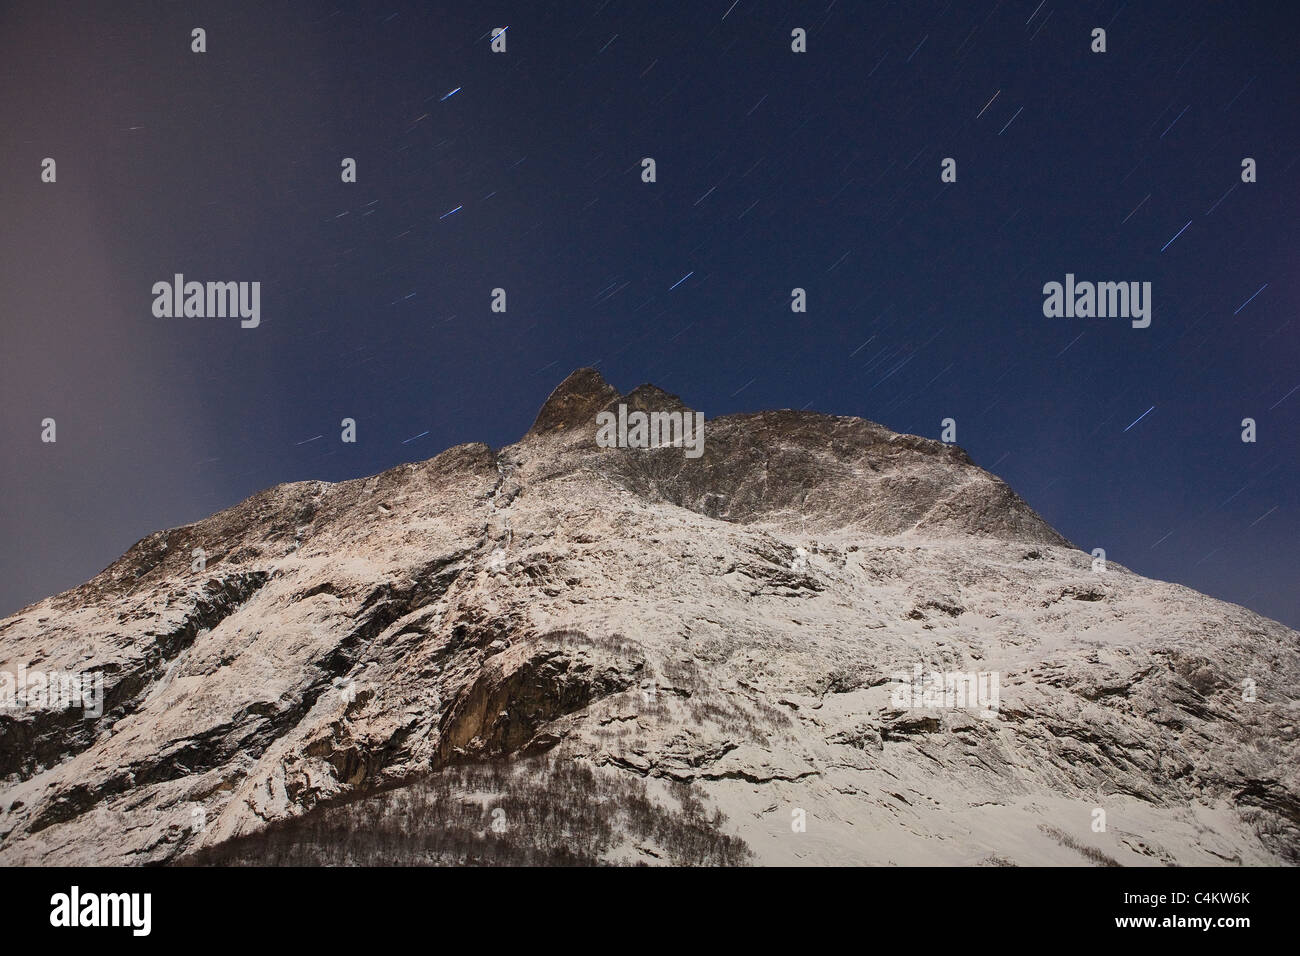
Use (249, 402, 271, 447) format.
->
(1, 0, 1297, 627)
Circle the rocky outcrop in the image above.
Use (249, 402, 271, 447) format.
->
(0, 369, 1295, 865)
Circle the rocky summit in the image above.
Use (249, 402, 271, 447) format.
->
(0, 369, 1296, 866)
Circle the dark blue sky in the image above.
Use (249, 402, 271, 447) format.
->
(2, 0, 1297, 626)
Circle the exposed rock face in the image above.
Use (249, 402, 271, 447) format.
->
(0, 368, 1296, 866)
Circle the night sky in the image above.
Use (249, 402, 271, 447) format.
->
(2, 1, 1297, 627)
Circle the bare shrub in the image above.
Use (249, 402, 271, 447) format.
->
(184, 752, 751, 867)
(1038, 824, 1122, 867)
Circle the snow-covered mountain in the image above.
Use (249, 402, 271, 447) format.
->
(1, 368, 1296, 865)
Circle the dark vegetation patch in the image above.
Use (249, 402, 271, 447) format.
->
(182, 753, 752, 866)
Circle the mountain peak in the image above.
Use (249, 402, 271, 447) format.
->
(527, 367, 621, 436)
(1, 368, 1296, 868)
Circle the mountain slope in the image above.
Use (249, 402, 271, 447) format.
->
(1, 369, 1296, 865)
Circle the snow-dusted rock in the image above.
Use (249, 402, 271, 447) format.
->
(0, 369, 1295, 865)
